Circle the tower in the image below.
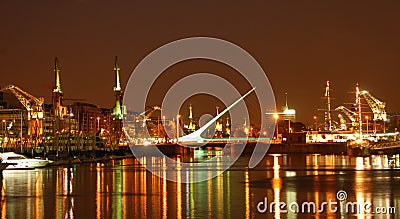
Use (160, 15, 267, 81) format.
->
(52, 58, 67, 117)
(188, 104, 195, 132)
(112, 56, 126, 120)
(281, 92, 296, 133)
(215, 106, 223, 132)
(243, 117, 249, 135)
(225, 117, 230, 136)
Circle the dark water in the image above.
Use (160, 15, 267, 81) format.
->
(1, 153, 399, 218)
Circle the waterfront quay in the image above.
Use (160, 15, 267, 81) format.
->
(1, 136, 400, 166)
(134, 140, 400, 158)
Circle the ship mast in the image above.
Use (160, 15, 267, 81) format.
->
(324, 81, 333, 131)
(356, 83, 363, 140)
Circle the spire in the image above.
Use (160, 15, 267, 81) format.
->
(52, 57, 66, 118)
(112, 56, 125, 120)
(114, 56, 121, 92)
(225, 117, 231, 135)
(189, 104, 193, 119)
(283, 92, 289, 110)
(188, 104, 195, 132)
(53, 57, 62, 93)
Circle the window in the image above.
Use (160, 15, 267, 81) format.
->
(7, 156, 26, 160)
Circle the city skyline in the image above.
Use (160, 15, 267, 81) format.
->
(1, 1, 399, 123)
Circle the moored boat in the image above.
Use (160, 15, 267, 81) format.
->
(0, 152, 51, 170)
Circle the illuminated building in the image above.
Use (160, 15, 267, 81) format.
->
(280, 93, 296, 122)
(267, 93, 296, 135)
(69, 102, 109, 135)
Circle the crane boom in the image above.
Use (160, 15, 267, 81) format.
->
(0, 84, 44, 141)
(137, 106, 161, 127)
(361, 90, 387, 121)
(143, 106, 161, 121)
(0, 85, 44, 119)
(335, 106, 357, 127)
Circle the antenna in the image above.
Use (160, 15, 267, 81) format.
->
(285, 92, 288, 108)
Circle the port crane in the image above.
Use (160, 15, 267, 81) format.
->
(0, 85, 44, 119)
(361, 90, 387, 121)
(0, 85, 44, 140)
(335, 106, 357, 127)
(136, 106, 161, 127)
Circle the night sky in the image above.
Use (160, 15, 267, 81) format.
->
(1, 1, 399, 124)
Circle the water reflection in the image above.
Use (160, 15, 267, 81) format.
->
(272, 155, 282, 219)
(0, 153, 398, 218)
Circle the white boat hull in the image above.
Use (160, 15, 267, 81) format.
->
(4, 159, 49, 169)
(0, 152, 50, 170)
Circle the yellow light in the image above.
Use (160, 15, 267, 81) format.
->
(273, 114, 279, 120)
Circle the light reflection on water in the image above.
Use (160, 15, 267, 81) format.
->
(0, 153, 399, 218)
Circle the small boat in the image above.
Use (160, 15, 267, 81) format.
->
(0, 152, 51, 170)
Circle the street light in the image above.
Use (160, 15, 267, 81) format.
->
(313, 116, 317, 131)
